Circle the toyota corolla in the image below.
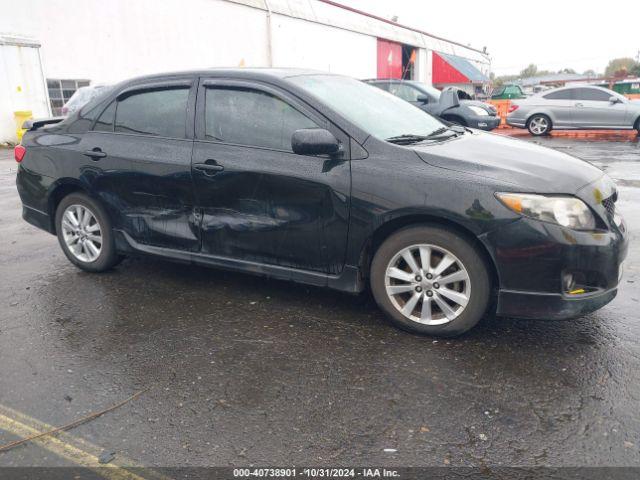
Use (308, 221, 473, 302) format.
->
(15, 69, 628, 336)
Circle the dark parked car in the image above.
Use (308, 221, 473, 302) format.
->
(15, 69, 628, 337)
(366, 79, 500, 131)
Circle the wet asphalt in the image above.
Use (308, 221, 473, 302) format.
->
(0, 134, 639, 469)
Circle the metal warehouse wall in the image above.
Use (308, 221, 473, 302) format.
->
(1, 0, 270, 83)
(0, 0, 489, 84)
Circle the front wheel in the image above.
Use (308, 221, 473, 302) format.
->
(370, 226, 491, 337)
(527, 114, 552, 136)
(55, 192, 121, 272)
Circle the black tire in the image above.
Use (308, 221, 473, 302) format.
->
(370, 225, 491, 337)
(634, 117, 640, 134)
(527, 114, 552, 136)
(54, 192, 121, 272)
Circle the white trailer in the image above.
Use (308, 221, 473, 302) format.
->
(0, 34, 50, 144)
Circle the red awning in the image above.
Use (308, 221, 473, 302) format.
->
(432, 51, 489, 84)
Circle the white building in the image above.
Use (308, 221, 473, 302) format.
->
(0, 0, 491, 143)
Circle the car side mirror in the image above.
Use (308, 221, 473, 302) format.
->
(416, 94, 429, 104)
(609, 96, 621, 104)
(291, 128, 341, 156)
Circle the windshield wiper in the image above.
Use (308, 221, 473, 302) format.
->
(385, 134, 432, 145)
(424, 127, 456, 138)
(386, 127, 461, 145)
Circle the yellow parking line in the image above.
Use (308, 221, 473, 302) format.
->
(0, 404, 170, 480)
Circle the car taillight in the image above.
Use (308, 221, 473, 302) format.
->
(14, 144, 26, 163)
(508, 105, 519, 113)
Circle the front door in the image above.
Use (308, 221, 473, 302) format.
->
(191, 79, 351, 274)
(81, 79, 200, 251)
(571, 87, 629, 128)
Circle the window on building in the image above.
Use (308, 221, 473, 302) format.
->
(47, 79, 90, 116)
(204, 87, 318, 151)
(114, 87, 189, 138)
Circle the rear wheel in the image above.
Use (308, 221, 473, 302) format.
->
(370, 225, 491, 337)
(527, 114, 552, 136)
(55, 193, 121, 272)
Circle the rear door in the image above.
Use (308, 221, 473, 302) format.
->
(191, 78, 351, 274)
(540, 89, 575, 127)
(80, 78, 200, 251)
(571, 87, 628, 128)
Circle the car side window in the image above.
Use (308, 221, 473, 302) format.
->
(388, 83, 422, 102)
(543, 89, 574, 100)
(114, 87, 190, 138)
(204, 87, 319, 151)
(573, 88, 613, 102)
(373, 82, 390, 92)
(93, 101, 116, 132)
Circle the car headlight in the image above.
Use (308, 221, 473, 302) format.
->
(496, 193, 597, 230)
(468, 106, 489, 116)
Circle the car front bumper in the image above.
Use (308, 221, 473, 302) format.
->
(480, 216, 628, 320)
(469, 115, 501, 131)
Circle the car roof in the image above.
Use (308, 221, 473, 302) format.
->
(121, 68, 338, 84)
(539, 84, 614, 95)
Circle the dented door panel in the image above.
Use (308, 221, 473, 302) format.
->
(192, 142, 350, 274)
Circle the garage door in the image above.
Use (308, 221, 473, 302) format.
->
(377, 39, 402, 79)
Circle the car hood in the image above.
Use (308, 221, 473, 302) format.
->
(412, 131, 604, 193)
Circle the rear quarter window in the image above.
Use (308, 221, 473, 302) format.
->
(543, 89, 574, 100)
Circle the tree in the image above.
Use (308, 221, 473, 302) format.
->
(582, 69, 598, 77)
(520, 64, 538, 78)
(631, 63, 640, 77)
(605, 57, 638, 77)
(558, 68, 576, 74)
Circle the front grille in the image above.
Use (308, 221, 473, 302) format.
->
(602, 194, 616, 217)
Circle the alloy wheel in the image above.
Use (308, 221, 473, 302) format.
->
(60, 204, 103, 262)
(529, 116, 549, 135)
(384, 244, 471, 325)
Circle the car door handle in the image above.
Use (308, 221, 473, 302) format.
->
(84, 148, 107, 159)
(194, 161, 224, 175)
(575, 103, 584, 107)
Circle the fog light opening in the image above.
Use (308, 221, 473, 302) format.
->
(563, 271, 602, 296)
(563, 273, 576, 293)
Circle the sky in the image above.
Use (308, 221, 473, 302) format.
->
(337, 0, 640, 76)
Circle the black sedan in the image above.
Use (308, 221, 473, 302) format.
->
(366, 79, 500, 131)
(15, 69, 627, 336)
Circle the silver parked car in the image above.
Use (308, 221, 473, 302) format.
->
(506, 85, 640, 136)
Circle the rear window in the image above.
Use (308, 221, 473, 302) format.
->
(114, 87, 189, 138)
(543, 89, 574, 100)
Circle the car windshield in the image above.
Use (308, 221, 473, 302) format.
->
(288, 75, 445, 141)
(419, 84, 442, 101)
